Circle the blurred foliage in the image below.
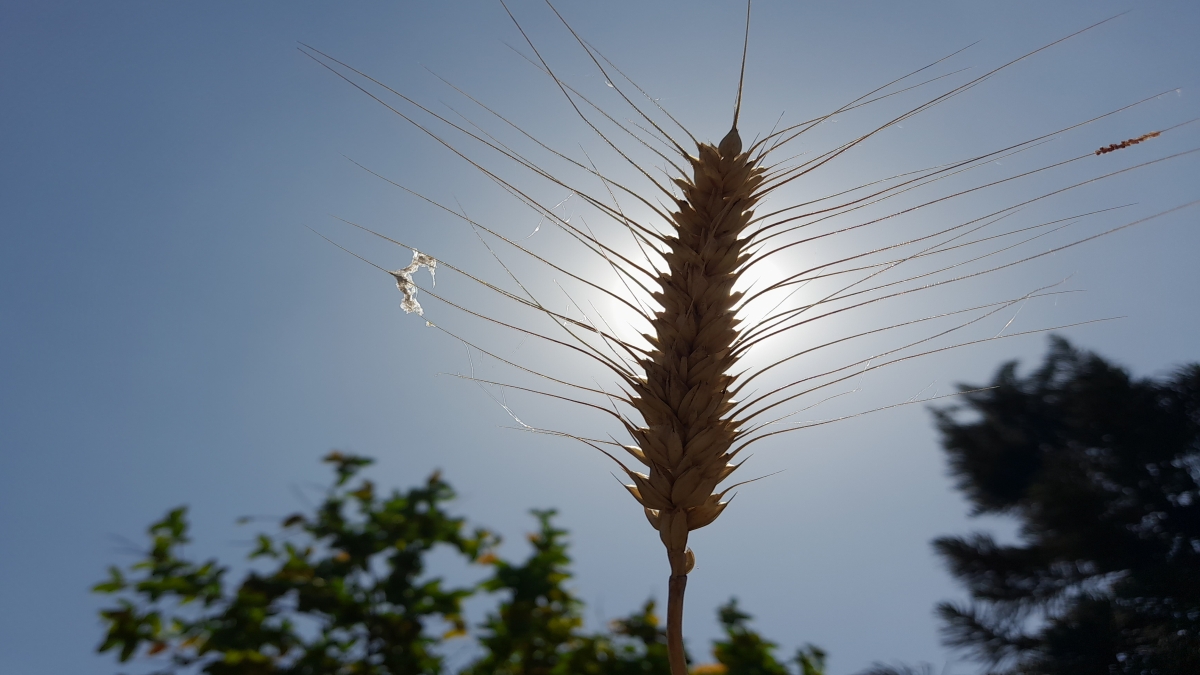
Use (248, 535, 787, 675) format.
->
(709, 599, 826, 675)
(95, 452, 825, 675)
(932, 337, 1200, 674)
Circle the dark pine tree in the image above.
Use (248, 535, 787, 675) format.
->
(931, 336, 1200, 674)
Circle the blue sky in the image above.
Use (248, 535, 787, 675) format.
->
(2, 2, 1198, 674)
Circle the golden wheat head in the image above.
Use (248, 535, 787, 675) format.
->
(623, 128, 762, 576)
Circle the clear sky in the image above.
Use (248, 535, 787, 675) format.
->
(2, 2, 1198, 674)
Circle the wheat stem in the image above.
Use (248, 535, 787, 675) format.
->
(668, 571, 688, 675)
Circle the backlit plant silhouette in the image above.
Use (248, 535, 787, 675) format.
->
(305, 3, 1197, 672)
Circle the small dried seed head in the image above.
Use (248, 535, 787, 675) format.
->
(1095, 130, 1161, 155)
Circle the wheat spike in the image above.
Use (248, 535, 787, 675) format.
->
(628, 127, 760, 551)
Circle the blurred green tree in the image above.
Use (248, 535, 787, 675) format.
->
(94, 451, 498, 674)
(95, 452, 825, 675)
(706, 599, 826, 675)
(932, 337, 1200, 673)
